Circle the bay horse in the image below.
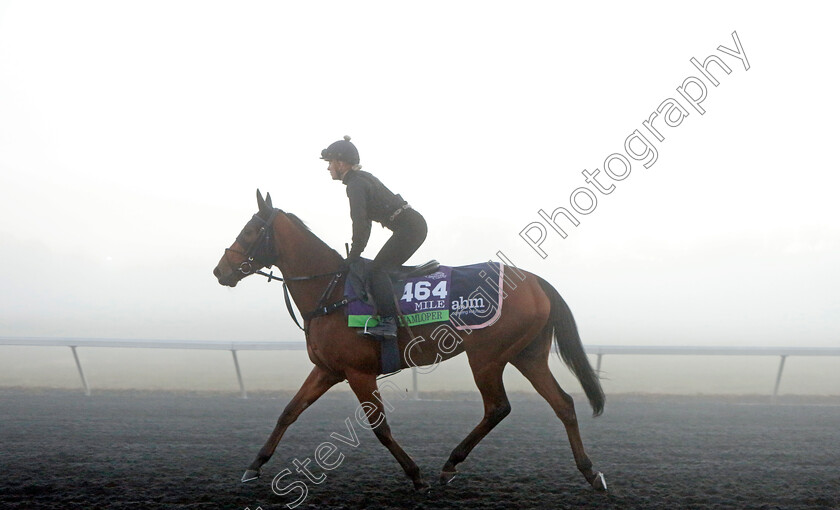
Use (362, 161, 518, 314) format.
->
(213, 190, 607, 492)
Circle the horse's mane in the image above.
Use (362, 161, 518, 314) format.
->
(281, 210, 343, 260)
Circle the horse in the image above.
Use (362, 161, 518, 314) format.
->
(213, 190, 607, 492)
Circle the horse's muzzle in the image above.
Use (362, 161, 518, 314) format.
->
(213, 266, 239, 287)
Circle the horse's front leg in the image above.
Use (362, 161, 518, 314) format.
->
(345, 370, 430, 492)
(242, 366, 342, 482)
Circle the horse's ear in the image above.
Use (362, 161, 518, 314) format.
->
(256, 189, 266, 211)
(265, 192, 273, 210)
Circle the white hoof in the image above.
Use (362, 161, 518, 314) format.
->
(592, 471, 607, 491)
(241, 469, 261, 483)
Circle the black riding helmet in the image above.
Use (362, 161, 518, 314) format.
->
(320, 135, 360, 165)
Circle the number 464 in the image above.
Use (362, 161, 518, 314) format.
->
(401, 281, 447, 302)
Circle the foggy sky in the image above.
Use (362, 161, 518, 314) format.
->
(1, 1, 838, 349)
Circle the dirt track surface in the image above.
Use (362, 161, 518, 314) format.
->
(1, 389, 839, 509)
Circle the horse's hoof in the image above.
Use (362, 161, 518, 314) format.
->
(413, 479, 432, 493)
(591, 472, 607, 491)
(439, 469, 457, 485)
(241, 469, 261, 483)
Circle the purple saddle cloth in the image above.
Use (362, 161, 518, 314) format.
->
(346, 262, 505, 331)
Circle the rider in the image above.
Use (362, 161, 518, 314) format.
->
(321, 136, 427, 340)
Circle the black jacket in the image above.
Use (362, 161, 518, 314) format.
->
(342, 169, 408, 259)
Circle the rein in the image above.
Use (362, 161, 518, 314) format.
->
(255, 268, 355, 332)
(224, 205, 409, 380)
(225, 207, 354, 331)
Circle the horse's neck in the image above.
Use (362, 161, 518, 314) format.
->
(273, 221, 343, 312)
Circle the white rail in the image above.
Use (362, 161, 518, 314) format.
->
(0, 337, 302, 398)
(587, 345, 840, 400)
(2, 337, 839, 398)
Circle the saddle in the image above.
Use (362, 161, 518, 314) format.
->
(347, 259, 441, 313)
(345, 258, 439, 376)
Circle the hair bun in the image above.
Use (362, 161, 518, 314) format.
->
(343, 135, 351, 141)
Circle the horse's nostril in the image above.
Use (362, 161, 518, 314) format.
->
(213, 267, 221, 278)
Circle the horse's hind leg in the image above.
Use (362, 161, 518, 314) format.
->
(345, 370, 429, 492)
(440, 361, 511, 485)
(242, 366, 342, 482)
(512, 354, 607, 490)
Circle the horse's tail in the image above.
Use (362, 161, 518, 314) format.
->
(537, 277, 605, 417)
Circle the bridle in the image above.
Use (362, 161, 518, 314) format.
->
(224, 209, 280, 276)
(223, 208, 353, 331)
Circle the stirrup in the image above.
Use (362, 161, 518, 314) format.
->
(360, 316, 397, 340)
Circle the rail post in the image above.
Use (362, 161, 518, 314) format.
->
(231, 350, 247, 399)
(70, 346, 91, 396)
(773, 355, 787, 400)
